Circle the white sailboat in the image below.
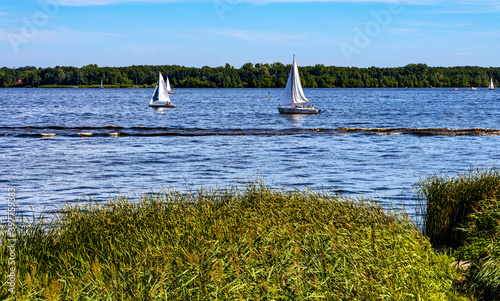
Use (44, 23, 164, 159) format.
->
(278, 55, 320, 114)
(99, 79, 104, 88)
(489, 78, 496, 90)
(149, 73, 177, 108)
(166, 76, 175, 94)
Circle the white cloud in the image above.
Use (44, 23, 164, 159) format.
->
(54, 0, 444, 6)
(384, 27, 418, 34)
(201, 29, 305, 42)
(0, 27, 123, 46)
(57, 0, 178, 6)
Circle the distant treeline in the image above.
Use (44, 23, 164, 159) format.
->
(2, 63, 500, 88)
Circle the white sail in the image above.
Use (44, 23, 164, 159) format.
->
(166, 76, 172, 93)
(489, 78, 495, 90)
(280, 56, 309, 106)
(150, 73, 171, 104)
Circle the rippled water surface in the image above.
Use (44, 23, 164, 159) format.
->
(2, 87, 500, 217)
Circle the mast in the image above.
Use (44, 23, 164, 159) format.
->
(291, 54, 295, 102)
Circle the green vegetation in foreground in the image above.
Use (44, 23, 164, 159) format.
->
(2, 63, 500, 88)
(417, 167, 500, 300)
(1, 182, 466, 300)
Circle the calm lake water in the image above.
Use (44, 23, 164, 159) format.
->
(1, 87, 500, 219)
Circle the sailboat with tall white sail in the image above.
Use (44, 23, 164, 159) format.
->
(278, 55, 320, 114)
(149, 73, 177, 108)
(99, 79, 104, 88)
(166, 76, 175, 94)
(489, 78, 496, 90)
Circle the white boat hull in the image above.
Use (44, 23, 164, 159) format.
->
(278, 107, 320, 114)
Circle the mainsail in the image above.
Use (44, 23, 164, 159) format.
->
(489, 78, 495, 90)
(280, 56, 309, 106)
(166, 76, 173, 93)
(150, 73, 171, 103)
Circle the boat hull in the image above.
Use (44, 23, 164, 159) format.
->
(149, 103, 177, 108)
(278, 107, 320, 114)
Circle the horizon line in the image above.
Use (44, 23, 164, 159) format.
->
(4, 63, 500, 69)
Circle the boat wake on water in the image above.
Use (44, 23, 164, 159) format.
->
(2, 126, 500, 137)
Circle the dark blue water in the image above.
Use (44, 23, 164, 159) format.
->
(1, 87, 500, 218)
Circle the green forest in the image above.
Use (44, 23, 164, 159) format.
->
(1, 63, 499, 88)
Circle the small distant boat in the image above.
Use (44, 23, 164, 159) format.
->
(489, 78, 496, 90)
(71, 86, 78, 89)
(99, 79, 104, 89)
(453, 88, 459, 91)
(149, 73, 177, 108)
(278, 55, 320, 115)
(166, 76, 175, 94)
(471, 87, 477, 90)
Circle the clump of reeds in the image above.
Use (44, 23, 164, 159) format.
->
(416, 167, 500, 249)
(455, 198, 500, 300)
(1, 181, 465, 300)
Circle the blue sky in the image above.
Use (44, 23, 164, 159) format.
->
(1, 0, 499, 68)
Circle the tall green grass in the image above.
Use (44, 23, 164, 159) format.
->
(417, 167, 500, 300)
(416, 167, 500, 249)
(456, 199, 500, 300)
(1, 182, 465, 300)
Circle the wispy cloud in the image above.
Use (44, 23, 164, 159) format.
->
(201, 29, 305, 42)
(55, 0, 445, 6)
(57, 0, 179, 6)
(0, 27, 123, 45)
(384, 28, 418, 35)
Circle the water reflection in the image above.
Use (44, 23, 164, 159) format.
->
(281, 114, 307, 127)
(150, 107, 173, 114)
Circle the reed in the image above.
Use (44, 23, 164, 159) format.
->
(416, 167, 500, 249)
(454, 199, 500, 300)
(1, 182, 465, 300)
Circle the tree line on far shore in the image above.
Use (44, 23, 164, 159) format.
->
(1, 63, 499, 88)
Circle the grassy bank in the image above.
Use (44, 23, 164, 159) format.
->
(1, 182, 465, 300)
(417, 167, 500, 300)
